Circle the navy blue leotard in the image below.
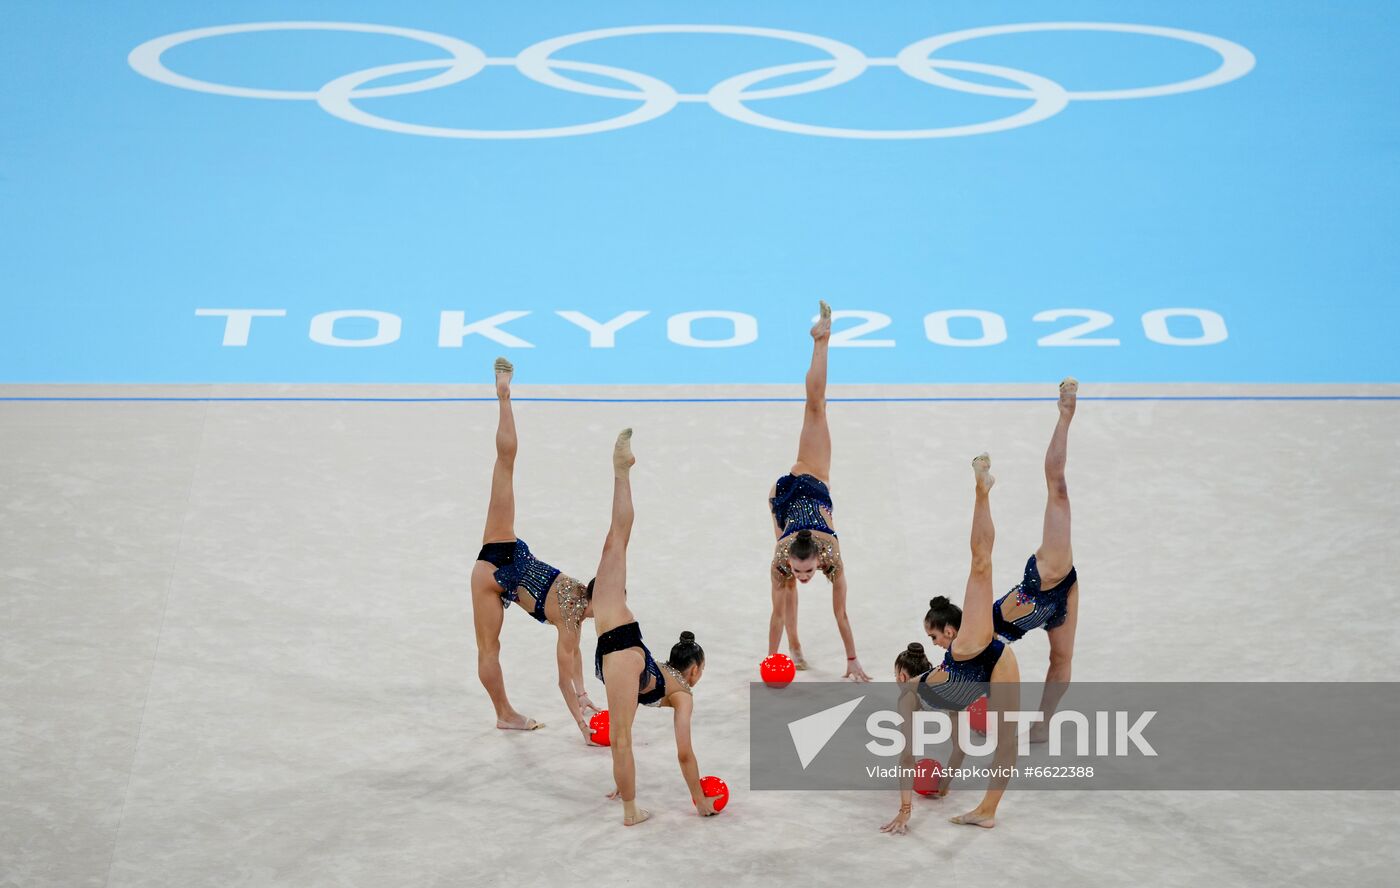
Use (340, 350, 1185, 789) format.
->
(477, 538, 560, 623)
(770, 473, 836, 539)
(917, 640, 1006, 712)
(992, 555, 1078, 641)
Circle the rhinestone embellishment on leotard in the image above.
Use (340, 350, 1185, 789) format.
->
(662, 663, 692, 694)
(772, 534, 843, 580)
(555, 575, 589, 632)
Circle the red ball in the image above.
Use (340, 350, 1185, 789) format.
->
(967, 696, 988, 735)
(589, 710, 610, 746)
(760, 653, 796, 687)
(698, 775, 729, 813)
(913, 758, 943, 796)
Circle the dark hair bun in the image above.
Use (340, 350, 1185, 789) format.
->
(929, 595, 949, 609)
(905, 642, 924, 656)
(667, 631, 705, 671)
(795, 529, 813, 541)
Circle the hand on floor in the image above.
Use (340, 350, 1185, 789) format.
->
(880, 808, 911, 836)
(844, 657, 872, 682)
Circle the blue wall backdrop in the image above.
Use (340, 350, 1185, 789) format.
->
(1, 1, 1396, 383)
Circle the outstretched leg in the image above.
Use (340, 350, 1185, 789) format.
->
(593, 429, 648, 826)
(791, 301, 833, 481)
(472, 358, 538, 731)
(482, 358, 518, 544)
(1030, 379, 1077, 741)
(592, 429, 636, 626)
(956, 454, 998, 649)
(1033, 378, 1076, 583)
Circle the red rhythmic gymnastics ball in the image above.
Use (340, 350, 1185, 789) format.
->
(760, 653, 796, 687)
(968, 696, 988, 735)
(698, 775, 729, 812)
(589, 710, 610, 746)
(913, 758, 943, 796)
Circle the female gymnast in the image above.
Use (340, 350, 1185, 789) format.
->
(592, 429, 717, 826)
(924, 378, 1079, 742)
(881, 453, 1021, 833)
(767, 301, 870, 682)
(471, 358, 600, 743)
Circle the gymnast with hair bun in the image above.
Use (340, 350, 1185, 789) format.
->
(923, 378, 1081, 743)
(883, 453, 1021, 833)
(591, 429, 717, 826)
(767, 301, 871, 682)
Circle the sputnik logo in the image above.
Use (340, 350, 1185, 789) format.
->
(787, 696, 865, 769)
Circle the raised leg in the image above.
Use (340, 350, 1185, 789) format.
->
(1033, 378, 1076, 584)
(955, 454, 998, 651)
(482, 358, 518, 544)
(791, 301, 833, 481)
(592, 429, 636, 630)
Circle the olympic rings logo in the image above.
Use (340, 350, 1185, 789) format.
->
(128, 22, 1255, 140)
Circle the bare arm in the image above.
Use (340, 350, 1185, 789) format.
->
(556, 630, 598, 745)
(831, 571, 870, 681)
(881, 688, 918, 835)
(572, 640, 600, 716)
(671, 694, 716, 815)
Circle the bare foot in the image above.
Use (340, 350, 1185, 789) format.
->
(972, 453, 995, 494)
(1058, 377, 1078, 417)
(613, 428, 635, 473)
(790, 647, 808, 670)
(494, 356, 513, 398)
(496, 713, 543, 731)
(950, 809, 996, 829)
(812, 300, 832, 341)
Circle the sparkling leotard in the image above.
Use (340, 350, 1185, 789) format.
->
(916, 640, 1005, 712)
(770, 473, 836, 538)
(993, 555, 1077, 641)
(770, 473, 842, 580)
(771, 534, 843, 581)
(477, 539, 587, 630)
